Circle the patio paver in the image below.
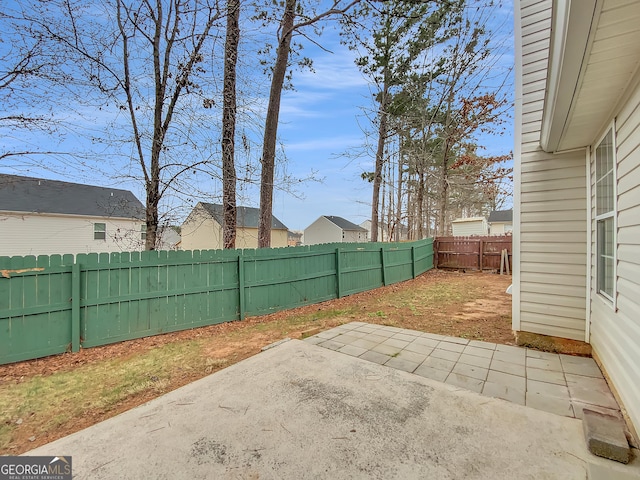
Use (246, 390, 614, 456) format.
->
(304, 322, 623, 421)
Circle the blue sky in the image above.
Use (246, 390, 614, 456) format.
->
(1, 1, 514, 232)
(269, 3, 515, 231)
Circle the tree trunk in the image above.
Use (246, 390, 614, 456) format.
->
(145, 5, 165, 251)
(437, 138, 452, 236)
(257, 0, 296, 248)
(371, 82, 389, 243)
(417, 167, 425, 240)
(387, 153, 393, 241)
(395, 145, 403, 242)
(222, 0, 240, 249)
(145, 174, 160, 250)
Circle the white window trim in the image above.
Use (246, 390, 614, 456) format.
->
(94, 222, 106, 241)
(593, 122, 617, 310)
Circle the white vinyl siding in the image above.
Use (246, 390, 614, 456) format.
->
(590, 73, 640, 437)
(235, 228, 287, 249)
(180, 206, 223, 250)
(342, 229, 367, 243)
(451, 219, 487, 236)
(514, 0, 588, 341)
(0, 213, 144, 256)
(304, 217, 367, 245)
(304, 217, 342, 245)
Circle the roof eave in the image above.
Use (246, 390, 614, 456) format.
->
(540, 0, 599, 153)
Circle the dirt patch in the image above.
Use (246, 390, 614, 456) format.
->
(1, 270, 515, 380)
(1, 269, 516, 455)
(515, 331, 592, 356)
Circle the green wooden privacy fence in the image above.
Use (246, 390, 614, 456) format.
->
(0, 239, 433, 365)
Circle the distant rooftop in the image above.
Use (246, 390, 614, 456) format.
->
(323, 216, 367, 231)
(0, 174, 145, 219)
(199, 203, 288, 230)
(488, 210, 513, 223)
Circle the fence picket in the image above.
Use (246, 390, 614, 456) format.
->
(434, 235, 512, 271)
(1, 238, 434, 364)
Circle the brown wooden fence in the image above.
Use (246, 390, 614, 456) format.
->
(434, 235, 512, 272)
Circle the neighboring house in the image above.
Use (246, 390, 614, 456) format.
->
(488, 210, 513, 235)
(304, 216, 368, 245)
(451, 217, 488, 236)
(181, 203, 288, 250)
(157, 226, 181, 250)
(0, 174, 145, 256)
(360, 220, 409, 242)
(514, 1, 640, 438)
(287, 230, 303, 247)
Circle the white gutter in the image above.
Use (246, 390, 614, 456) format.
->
(540, 0, 599, 153)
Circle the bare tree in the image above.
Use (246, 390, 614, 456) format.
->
(17, 0, 224, 249)
(256, 0, 362, 248)
(0, 6, 72, 163)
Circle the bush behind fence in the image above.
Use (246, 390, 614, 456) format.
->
(0, 239, 434, 365)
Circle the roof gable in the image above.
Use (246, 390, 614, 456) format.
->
(199, 203, 288, 230)
(0, 174, 145, 219)
(323, 216, 367, 231)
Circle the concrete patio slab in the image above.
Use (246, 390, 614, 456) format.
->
(26, 338, 640, 479)
(306, 323, 628, 423)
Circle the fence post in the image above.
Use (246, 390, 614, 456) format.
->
(411, 246, 416, 278)
(335, 248, 342, 298)
(479, 239, 484, 271)
(238, 255, 245, 320)
(381, 247, 387, 286)
(71, 262, 81, 352)
(434, 238, 439, 269)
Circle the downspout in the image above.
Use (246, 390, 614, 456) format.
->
(512, 0, 524, 333)
(585, 147, 591, 344)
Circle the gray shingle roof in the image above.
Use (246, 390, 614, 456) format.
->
(0, 174, 145, 219)
(488, 210, 513, 223)
(200, 203, 288, 230)
(324, 216, 367, 231)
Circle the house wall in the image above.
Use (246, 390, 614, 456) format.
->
(181, 207, 288, 250)
(0, 212, 144, 256)
(514, 0, 588, 341)
(490, 223, 512, 235)
(181, 207, 223, 250)
(235, 228, 287, 249)
(343, 229, 367, 243)
(360, 220, 386, 242)
(304, 217, 341, 245)
(360, 220, 407, 242)
(589, 74, 640, 435)
(451, 220, 487, 236)
(491, 223, 506, 235)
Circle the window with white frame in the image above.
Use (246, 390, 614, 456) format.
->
(140, 224, 147, 241)
(595, 128, 615, 302)
(94, 222, 106, 240)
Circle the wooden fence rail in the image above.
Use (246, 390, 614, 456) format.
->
(434, 235, 512, 272)
(0, 239, 434, 365)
